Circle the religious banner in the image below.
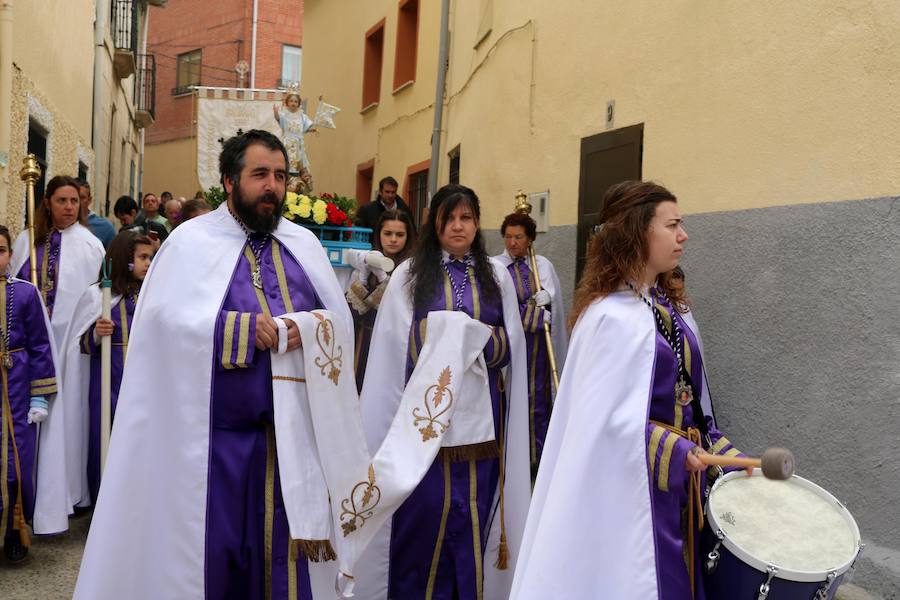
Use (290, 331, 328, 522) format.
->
(195, 88, 283, 191)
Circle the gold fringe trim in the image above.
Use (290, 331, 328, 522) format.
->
(438, 441, 499, 463)
(363, 280, 388, 310)
(289, 539, 337, 563)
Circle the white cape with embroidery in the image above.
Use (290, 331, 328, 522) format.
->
(353, 258, 532, 600)
(12, 222, 104, 509)
(509, 291, 714, 600)
(492, 250, 569, 371)
(73, 205, 352, 600)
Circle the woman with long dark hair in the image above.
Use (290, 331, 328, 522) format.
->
(511, 181, 745, 600)
(346, 209, 416, 390)
(11, 175, 104, 510)
(359, 184, 530, 600)
(60, 231, 154, 505)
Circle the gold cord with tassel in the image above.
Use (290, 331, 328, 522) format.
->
(494, 372, 509, 570)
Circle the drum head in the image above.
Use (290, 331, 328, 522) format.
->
(706, 471, 861, 582)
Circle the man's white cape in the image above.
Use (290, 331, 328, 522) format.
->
(9, 277, 70, 534)
(11, 223, 103, 525)
(509, 292, 715, 600)
(492, 250, 569, 371)
(353, 258, 532, 600)
(73, 205, 352, 599)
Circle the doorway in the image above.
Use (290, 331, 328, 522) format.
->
(576, 123, 643, 280)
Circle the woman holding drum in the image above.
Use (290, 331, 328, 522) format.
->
(509, 181, 745, 600)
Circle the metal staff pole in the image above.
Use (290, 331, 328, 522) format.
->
(19, 154, 41, 286)
(513, 190, 560, 392)
(100, 259, 112, 474)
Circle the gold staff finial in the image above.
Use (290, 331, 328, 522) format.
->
(514, 190, 531, 215)
(19, 154, 40, 183)
(20, 154, 42, 287)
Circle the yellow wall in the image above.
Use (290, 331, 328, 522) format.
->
(143, 138, 200, 198)
(302, 0, 439, 202)
(304, 1, 900, 225)
(12, 0, 95, 142)
(1, 0, 149, 235)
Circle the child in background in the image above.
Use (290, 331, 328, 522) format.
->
(346, 210, 416, 391)
(68, 231, 153, 504)
(0, 225, 58, 562)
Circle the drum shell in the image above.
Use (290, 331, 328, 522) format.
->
(701, 526, 847, 600)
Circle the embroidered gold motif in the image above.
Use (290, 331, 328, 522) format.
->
(312, 313, 343, 385)
(340, 464, 381, 536)
(413, 366, 454, 442)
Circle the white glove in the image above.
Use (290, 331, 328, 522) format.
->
(28, 407, 48, 424)
(540, 308, 552, 330)
(532, 289, 551, 307)
(364, 251, 395, 273)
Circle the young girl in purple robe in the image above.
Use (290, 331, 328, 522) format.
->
(80, 231, 153, 503)
(346, 209, 416, 391)
(0, 225, 57, 563)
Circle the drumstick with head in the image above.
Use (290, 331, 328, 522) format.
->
(698, 448, 795, 480)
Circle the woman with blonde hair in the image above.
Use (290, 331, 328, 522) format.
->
(511, 181, 744, 600)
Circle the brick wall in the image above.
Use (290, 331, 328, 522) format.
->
(145, 0, 303, 145)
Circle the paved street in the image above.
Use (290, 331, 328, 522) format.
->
(0, 509, 884, 600)
(0, 513, 89, 600)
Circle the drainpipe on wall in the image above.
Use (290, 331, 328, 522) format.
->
(427, 0, 451, 204)
(92, 0, 109, 212)
(250, 0, 258, 88)
(0, 0, 15, 214)
(138, 2, 149, 198)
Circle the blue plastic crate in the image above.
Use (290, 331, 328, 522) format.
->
(302, 224, 373, 267)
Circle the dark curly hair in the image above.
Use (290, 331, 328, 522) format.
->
(409, 184, 500, 310)
(500, 212, 537, 240)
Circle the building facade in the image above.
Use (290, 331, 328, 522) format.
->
(142, 0, 304, 197)
(0, 0, 158, 236)
(303, 1, 900, 594)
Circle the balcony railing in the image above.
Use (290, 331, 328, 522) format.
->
(135, 54, 156, 128)
(111, 0, 138, 78)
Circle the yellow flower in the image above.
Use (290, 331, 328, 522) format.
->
(298, 194, 312, 206)
(312, 199, 327, 224)
(298, 203, 312, 218)
(286, 191, 300, 207)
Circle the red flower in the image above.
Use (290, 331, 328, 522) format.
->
(320, 192, 334, 199)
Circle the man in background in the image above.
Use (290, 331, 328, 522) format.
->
(354, 176, 415, 230)
(78, 180, 116, 248)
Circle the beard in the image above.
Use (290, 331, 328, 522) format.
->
(232, 181, 284, 234)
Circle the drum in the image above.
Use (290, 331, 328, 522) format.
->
(702, 471, 862, 600)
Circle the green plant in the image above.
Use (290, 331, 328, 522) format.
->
(205, 186, 226, 209)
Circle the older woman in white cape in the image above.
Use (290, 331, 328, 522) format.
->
(511, 181, 745, 600)
(11, 175, 104, 512)
(494, 211, 568, 475)
(356, 184, 531, 600)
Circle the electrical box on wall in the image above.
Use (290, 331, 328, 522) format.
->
(530, 190, 550, 232)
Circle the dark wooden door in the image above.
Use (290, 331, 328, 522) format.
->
(576, 123, 643, 280)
